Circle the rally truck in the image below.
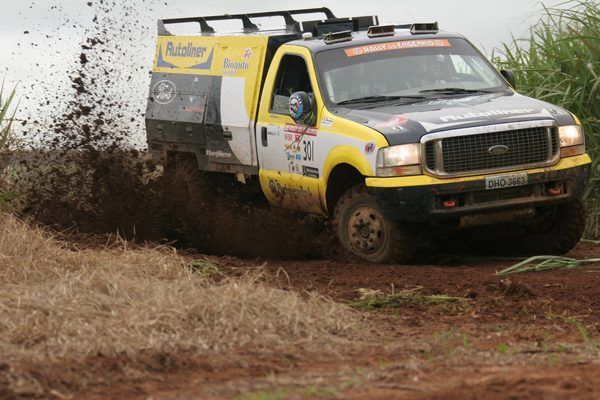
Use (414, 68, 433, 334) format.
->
(145, 8, 592, 263)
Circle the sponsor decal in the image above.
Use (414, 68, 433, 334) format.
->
(223, 58, 250, 71)
(184, 105, 205, 113)
(289, 94, 304, 120)
(284, 123, 317, 137)
(157, 41, 214, 70)
(364, 142, 376, 154)
(165, 42, 207, 58)
(375, 115, 408, 130)
(288, 161, 301, 173)
(152, 80, 177, 104)
(285, 152, 302, 161)
(268, 179, 312, 197)
(345, 39, 451, 58)
(439, 108, 536, 122)
(243, 48, 253, 59)
(320, 116, 334, 128)
(206, 149, 232, 158)
(302, 166, 320, 178)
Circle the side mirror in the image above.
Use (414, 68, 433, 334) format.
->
(289, 91, 315, 125)
(500, 69, 516, 90)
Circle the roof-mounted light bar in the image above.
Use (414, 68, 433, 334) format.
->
(323, 30, 353, 44)
(367, 24, 395, 38)
(302, 15, 378, 36)
(410, 22, 439, 34)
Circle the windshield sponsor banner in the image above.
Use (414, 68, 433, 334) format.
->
(344, 39, 451, 58)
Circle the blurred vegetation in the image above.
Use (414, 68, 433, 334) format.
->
(0, 79, 18, 211)
(0, 79, 18, 152)
(493, 0, 599, 237)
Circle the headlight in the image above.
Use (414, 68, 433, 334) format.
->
(558, 125, 585, 157)
(559, 125, 584, 147)
(376, 144, 421, 177)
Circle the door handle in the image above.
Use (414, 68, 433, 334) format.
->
(261, 127, 268, 147)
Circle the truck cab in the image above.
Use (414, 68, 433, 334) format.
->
(146, 8, 592, 263)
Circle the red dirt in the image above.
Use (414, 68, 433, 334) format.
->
(13, 241, 596, 400)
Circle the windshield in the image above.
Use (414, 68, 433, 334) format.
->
(316, 38, 507, 105)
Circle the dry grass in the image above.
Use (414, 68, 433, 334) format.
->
(0, 214, 358, 396)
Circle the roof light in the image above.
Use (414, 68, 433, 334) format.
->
(323, 30, 353, 44)
(410, 22, 439, 34)
(367, 24, 395, 38)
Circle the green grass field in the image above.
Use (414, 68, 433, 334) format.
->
(493, 0, 599, 237)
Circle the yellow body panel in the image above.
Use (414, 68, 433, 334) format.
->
(153, 35, 268, 121)
(256, 44, 388, 215)
(366, 154, 592, 188)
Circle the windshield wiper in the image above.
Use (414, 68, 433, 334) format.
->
(419, 88, 496, 95)
(337, 95, 425, 106)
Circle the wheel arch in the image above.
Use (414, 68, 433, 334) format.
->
(320, 145, 374, 215)
(324, 163, 365, 216)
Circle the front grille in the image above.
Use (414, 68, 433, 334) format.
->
(425, 126, 558, 175)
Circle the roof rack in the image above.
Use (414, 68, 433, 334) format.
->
(159, 8, 336, 35)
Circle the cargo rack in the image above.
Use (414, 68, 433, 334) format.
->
(158, 8, 380, 36)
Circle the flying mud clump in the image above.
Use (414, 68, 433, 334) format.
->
(9, 0, 334, 260)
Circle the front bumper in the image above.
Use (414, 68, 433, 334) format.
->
(366, 154, 592, 223)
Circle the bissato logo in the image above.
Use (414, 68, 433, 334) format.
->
(439, 109, 536, 122)
(152, 80, 177, 104)
(223, 58, 249, 70)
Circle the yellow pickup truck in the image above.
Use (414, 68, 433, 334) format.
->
(145, 8, 591, 263)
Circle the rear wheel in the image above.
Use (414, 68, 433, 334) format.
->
(161, 154, 215, 248)
(333, 185, 413, 263)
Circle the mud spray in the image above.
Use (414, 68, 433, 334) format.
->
(9, 0, 338, 260)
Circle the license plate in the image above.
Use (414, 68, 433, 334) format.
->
(485, 172, 528, 190)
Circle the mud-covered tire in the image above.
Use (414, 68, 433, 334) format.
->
(161, 155, 215, 246)
(521, 200, 587, 255)
(333, 185, 413, 264)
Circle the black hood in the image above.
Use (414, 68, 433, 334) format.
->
(335, 92, 576, 145)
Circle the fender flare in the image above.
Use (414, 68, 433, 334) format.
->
(319, 145, 374, 208)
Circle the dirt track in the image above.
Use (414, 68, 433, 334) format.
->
(76, 241, 598, 400)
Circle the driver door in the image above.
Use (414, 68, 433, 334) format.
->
(256, 50, 324, 214)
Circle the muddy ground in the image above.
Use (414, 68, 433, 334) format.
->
(24, 239, 597, 400)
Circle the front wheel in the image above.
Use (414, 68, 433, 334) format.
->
(332, 185, 413, 264)
(522, 200, 587, 255)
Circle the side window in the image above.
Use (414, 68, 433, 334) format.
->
(271, 54, 313, 114)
